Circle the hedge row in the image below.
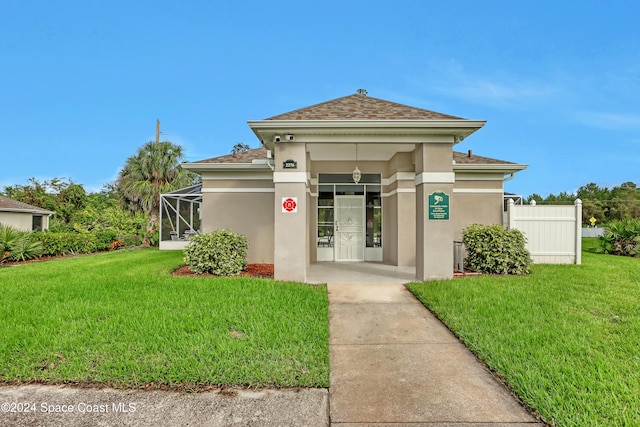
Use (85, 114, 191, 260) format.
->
(33, 231, 141, 257)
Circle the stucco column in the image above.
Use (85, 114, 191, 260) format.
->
(415, 142, 455, 280)
(273, 142, 308, 282)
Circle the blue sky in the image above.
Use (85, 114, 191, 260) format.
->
(2, 0, 638, 197)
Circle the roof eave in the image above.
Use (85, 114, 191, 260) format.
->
(0, 207, 55, 215)
(453, 163, 528, 174)
(182, 162, 273, 172)
(248, 119, 486, 148)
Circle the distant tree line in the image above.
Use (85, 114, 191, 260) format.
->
(1, 140, 198, 247)
(527, 182, 640, 225)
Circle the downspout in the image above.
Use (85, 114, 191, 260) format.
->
(262, 140, 275, 171)
(503, 173, 515, 182)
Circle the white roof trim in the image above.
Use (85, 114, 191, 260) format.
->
(453, 163, 528, 174)
(0, 207, 54, 215)
(248, 119, 486, 129)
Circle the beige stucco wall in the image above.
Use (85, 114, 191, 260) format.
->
(310, 160, 389, 176)
(386, 152, 414, 175)
(202, 179, 274, 189)
(273, 143, 308, 281)
(200, 193, 274, 263)
(382, 194, 397, 264)
(452, 179, 504, 241)
(415, 142, 455, 280)
(308, 191, 316, 264)
(194, 144, 508, 275)
(0, 211, 34, 231)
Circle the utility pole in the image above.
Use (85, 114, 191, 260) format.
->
(155, 119, 160, 144)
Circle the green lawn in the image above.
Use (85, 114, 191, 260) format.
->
(408, 241, 640, 426)
(0, 249, 329, 389)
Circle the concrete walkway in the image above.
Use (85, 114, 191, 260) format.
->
(328, 280, 544, 426)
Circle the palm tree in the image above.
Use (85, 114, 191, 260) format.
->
(117, 141, 195, 245)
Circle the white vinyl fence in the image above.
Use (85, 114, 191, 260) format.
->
(506, 198, 582, 264)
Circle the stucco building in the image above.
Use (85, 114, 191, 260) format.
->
(0, 196, 54, 231)
(170, 93, 527, 281)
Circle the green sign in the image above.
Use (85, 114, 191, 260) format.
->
(282, 159, 297, 169)
(428, 191, 450, 220)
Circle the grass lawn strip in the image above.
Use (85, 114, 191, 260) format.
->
(0, 249, 329, 388)
(407, 243, 640, 426)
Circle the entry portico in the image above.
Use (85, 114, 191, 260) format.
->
(182, 93, 527, 282)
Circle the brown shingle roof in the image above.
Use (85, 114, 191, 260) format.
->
(453, 151, 515, 165)
(192, 147, 268, 164)
(192, 147, 514, 166)
(0, 196, 54, 214)
(267, 94, 466, 120)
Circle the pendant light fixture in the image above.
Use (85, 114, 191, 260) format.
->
(352, 144, 362, 184)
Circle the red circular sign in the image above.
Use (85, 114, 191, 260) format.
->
(282, 197, 297, 212)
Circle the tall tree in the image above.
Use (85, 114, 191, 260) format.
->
(116, 141, 196, 245)
(231, 142, 251, 156)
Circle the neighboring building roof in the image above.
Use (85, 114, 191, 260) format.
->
(0, 196, 55, 214)
(192, 148, 268, 164)
(266, 94, 465, 121)
(190, 146, 517, 166)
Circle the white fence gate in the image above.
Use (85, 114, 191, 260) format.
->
(506, 199, 582, 264)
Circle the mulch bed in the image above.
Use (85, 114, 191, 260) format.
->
(173, 264, 274, 279)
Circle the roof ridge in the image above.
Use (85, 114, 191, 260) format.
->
(266, 93, 466, 121)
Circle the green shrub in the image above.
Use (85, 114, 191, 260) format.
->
(32, 230, 138, 257)
(0, 224, 42, 262)
(462, 224, 532, 275)
(599, 218, 640, 257)
(183, 229, 248, 276)
(34, 232, 99, 256)
(122, 234, 143, 247)
(95, 230, 118, 251)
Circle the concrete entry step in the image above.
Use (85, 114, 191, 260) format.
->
(328, 282, 543, 426)
(307, 262, 416, 285)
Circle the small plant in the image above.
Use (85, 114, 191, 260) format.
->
(599, 218, 640, 257)
(0, 223, 43, 262)
(183, 229, 248, 276)
(109, 240, 124, 250)
(462, 224, 531, 275)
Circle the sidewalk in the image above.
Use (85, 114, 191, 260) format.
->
(0, 385, 328, 427)
(328, 281, 544, 426)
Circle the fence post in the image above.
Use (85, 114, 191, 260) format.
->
(575, 198, 582, 265)
(507, 198, 515, 229)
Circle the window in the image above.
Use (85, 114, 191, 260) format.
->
(317, 185, 334, 247)
(32, 215, 43, 231)
(365, 186, 382, 247)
